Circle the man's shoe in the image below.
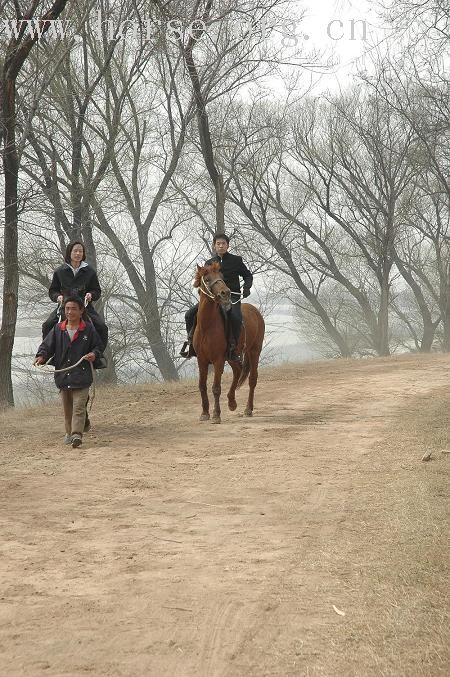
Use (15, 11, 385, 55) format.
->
(64, 434, 72, 445)
(71, 434, 82, 448)
(84, 416, 91, 433)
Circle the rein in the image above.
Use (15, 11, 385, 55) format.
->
(35, 354, 93, 374)
(229, 291, 242, 305)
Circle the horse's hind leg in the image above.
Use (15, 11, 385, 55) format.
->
(198, 361, 210, 421)
(227, 361, 241, 411)
(244, 350, 259, 417)
(211, 361, 225, 424)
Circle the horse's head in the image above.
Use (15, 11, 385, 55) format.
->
(194, 262, 231, 310)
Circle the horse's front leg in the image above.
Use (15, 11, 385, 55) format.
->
(211, 360, 225, 424)
(198, 360, 210, 421)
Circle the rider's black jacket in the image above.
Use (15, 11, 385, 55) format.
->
(36, 319, 103, 390)
(48, 263, 101, 304)
(205, 252, 253, 296)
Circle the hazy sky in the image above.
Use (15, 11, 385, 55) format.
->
(279, 0, 389, 92)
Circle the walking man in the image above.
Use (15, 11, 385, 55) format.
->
(34, 296, 103, 448)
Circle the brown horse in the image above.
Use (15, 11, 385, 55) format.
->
(192, 262, 265, 423)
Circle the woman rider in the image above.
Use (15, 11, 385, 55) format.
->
(42, 240, 108, 350)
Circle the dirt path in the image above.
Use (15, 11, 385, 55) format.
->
(1, 354, 449, 676)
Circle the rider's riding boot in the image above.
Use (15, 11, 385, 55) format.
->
(228, 339, 242, 364)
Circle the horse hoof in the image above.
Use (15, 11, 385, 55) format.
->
(228, 399, 237, 411)
(211, 417, 221, 424)
(200, 413, 210, 421)
(244, 409, 253, 417)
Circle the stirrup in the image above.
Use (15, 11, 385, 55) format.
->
(180, 341, 196, 358)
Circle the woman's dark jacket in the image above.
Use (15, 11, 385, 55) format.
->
(48, 263, 101, 303)
(205, 252, 253, 295)
(35, 319, 102, 390)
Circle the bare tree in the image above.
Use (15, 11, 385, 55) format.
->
(154, 0, 305, 231)
(88, 41, 197, 380)
(393, 184, 449, 350)
(0, 0, 71, 408)
(217, 91, 417, 356)
(17, 1, 162, 383)
(22, 7, 199, 380)
(362, 2, 449, 345)
(282, 91, 418, 355)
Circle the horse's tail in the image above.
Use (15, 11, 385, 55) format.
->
(237, 351, 250, 389)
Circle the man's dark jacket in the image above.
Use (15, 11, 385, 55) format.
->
(35, 319, 102, 390)
(48, 263, 101, 303)
(205, 252, 253, 296)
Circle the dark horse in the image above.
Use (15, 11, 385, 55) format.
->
(193, 262, 265, 423)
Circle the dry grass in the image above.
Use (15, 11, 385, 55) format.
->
(297, 384, 450, 677)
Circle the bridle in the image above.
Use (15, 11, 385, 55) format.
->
(199, 275, 229, 300)
(199, 274, 242, 305)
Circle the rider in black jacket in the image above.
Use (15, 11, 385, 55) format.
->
(42, 240, 108, 350)
(180, 233, 253, 362)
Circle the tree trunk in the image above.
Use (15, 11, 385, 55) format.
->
(377, 267, 391, 357)
(82, 218, 117, 383)
(291, 272, 352, 358)
(145, 322, 179, 381)
(441, 295, 450, 352)
(0, 0, 70, 408)
(394, 253, 438, 352)
(183, 44, 225, 232)
(421, 320, 438, 352)
(141, 242, 179, 381)
(0, 79, 19, 408)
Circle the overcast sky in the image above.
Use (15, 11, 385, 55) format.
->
(281, 0, 389, 93)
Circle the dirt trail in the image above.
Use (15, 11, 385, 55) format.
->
(1, 354, 449, 676)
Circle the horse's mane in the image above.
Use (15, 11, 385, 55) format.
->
(193, 261, 222, 288)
